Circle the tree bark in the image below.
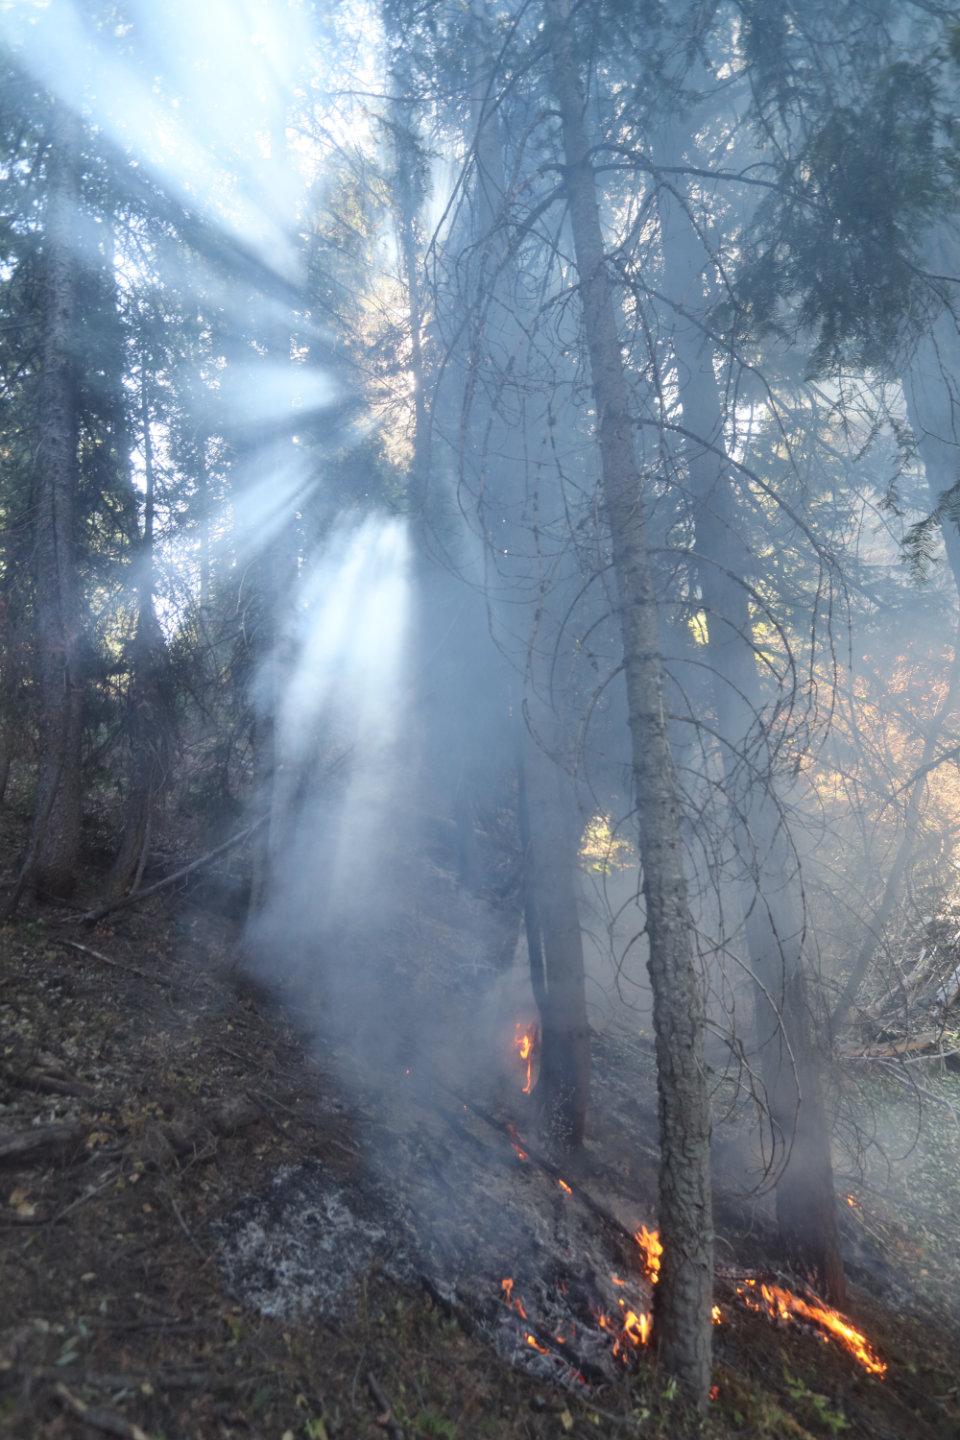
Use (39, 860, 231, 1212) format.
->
(656, 157, 845, 1304)
(466, 1, 591, 1150)
(109, 359, 170, 898)
(26, 102, 83, 899)
(545, 0, 713, 1403)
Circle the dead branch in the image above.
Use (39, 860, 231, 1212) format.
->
(842, 1030, 944, 1059)
(58, 939, 173, 989)
(75, 816, 269, 928)
(0, 1122, 85, 1167)
(53, 1382, 151, 1440)
(366, 1372, 404, 1440)
(2, 1063, 96, 1098)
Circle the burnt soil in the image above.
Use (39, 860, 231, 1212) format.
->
(1, 894, 959, 1440)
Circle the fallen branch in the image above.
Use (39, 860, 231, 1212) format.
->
(75, 816, 269, 928)
(366, 1372, 404, 1440)
(58, 939, 173, 990)
(0, 1122, 85, 1168)
(842, 1030, 942, 1060)
(53, 1382, 151, 1440)
(3, 1063, 96, 1098)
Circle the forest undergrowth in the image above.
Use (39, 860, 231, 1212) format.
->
(1, 841, 958, 1440)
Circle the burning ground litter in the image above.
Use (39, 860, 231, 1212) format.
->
(214, 1028, 891, 1396)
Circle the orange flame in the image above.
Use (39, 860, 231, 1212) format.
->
(558, 1178, 573, 1195)
(501, 1277, 527, 1320)
(634, 1224, 663, 1284)
(513, 1024, 536, 1095)
(711, 1304, 722, 1325)
(525, 1332, 550, 1355)
(735, 1279, 886, 1376)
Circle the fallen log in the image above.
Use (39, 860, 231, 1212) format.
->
(3, 1064, 97, 1099)
(74, 817, 268, 928)
(842, 1030, 945, 1060)
(0, 1122, 85, 1167)
(53, 1383, 151, 1440)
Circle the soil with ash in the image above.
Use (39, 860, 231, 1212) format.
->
(1, 900, 959, 1440)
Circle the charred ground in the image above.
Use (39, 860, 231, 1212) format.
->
(1, 867, 958, 1440)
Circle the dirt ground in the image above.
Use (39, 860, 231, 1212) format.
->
(1, 891, 958, 1440)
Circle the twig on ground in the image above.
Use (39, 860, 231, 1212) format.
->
(53, 1382, 151, 1440)
(366, 1371, 404, 1439)
(58, 939, 173, 989)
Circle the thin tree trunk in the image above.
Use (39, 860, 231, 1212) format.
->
(656, 162, 845, 1303)
(24, 102, 83, 901)
(545, 0, 713, 1402)
(109, 360, 169, 899)
(466, 0, 591, 1150)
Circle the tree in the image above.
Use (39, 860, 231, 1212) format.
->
(19, 98, 84, 901)
(545, 0, 713, 1403)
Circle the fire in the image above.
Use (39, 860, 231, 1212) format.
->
(634, 1224, 663, 1284)
(525, 1332, 550, 1355)
(558, 1178, 573, 1195)
(501, 1277, 527, 1320)
(623, 1309, 652, 1346)
(735, 1279, 886, 1376)
(506, 1123, 528, 1162)
(712, 1304, 722, 1325)
(513, 1023, 536, 1094)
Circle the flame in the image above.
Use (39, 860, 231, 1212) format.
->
(709, 1384, 720, 1402)
(611, 1273, 626, 1287)
(735, 1279, 886, 1376)
(513, 1024, 536, 1094)
(558, 1178, 573, 1195)
(501, 1277, 527, 1320)
(525, 1332, 550, 1355)
(846, 1193, 859, 1209)
(634, 1224, 663, 1284)
(712, 1304, 723, 1325)
(505, 1122, 528, 1162)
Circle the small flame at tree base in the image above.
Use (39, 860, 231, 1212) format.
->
(513, 1023, 537, 1095)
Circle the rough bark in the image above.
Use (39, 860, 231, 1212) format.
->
(545, 0, 713, 1402)
(26, 103, 83, 899)
(656, 161, 845, 1305)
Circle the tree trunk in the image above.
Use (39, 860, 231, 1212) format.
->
(26, 102, 83, 900)
(465, 1, 591, 1151)
(545, 0, 713, 1403)
(656, 161, 845, 1304)
(519, 705, 590, 1149)
(109, 361, 169, 899)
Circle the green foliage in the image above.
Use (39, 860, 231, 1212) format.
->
(783, 1370, 849, 1435)
(729, 61, 949, 373)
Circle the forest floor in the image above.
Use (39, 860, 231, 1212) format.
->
(1, 884, 959, 1440)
